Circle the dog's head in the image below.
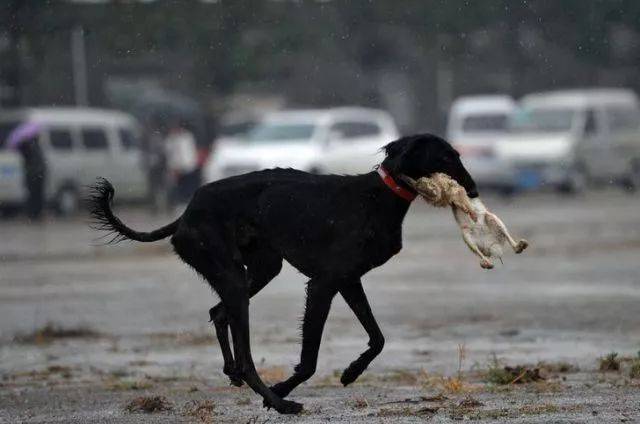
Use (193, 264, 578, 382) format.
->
(381, 134, 478, 198)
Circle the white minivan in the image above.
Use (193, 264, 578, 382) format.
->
(0, 107, 148, 215)
(499, 89, 640, 192)
(204, 107, 399, 181)
(446, 95, 516, 191)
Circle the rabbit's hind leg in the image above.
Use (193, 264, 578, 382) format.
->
(485, 213, 528, 254)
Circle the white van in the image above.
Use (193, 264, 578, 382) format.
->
(446, 95, 516, 191)
(204, 107, 399, 181)
(0, 107, 148, 215)
(499, 88, 640, 192)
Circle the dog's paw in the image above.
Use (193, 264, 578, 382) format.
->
(514, 239, 529, 254)
(228, 375, 244, 387)
(263, 398, 303, 415)
(224, 367, 244, 387)
(340, 363, 363, 386)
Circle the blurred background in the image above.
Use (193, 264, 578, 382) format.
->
(1, 0, 640, 217)
(1, 1, 640, 422)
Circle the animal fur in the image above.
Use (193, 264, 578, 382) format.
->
(402, 173, 529, 269)
(87, 134, 479, 415)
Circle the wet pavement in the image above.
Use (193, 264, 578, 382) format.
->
(1, 190, 640, 422)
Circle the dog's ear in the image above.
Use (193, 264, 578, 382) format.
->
(383, 139, 406, 158)
(382, 136, 418, 175)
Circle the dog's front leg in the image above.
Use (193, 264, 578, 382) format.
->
(338, 280, 385, 386)
(268, 279, 339, 401)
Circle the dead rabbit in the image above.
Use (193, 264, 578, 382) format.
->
(401, 173, 529, 269)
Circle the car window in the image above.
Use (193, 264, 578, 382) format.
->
(119, 128, 139, 150)
(49, 129, 74, 151)
(81, 128, 109, 151)
(331, 121, 381, 139)
(510, 108, 575, 133)
(247, 123, 316, 143)
(462, 114, 508, 132)
(606, 107, 640, 132)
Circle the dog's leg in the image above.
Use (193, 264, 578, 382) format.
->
(209, 304, 243, 386)
(338, 280, 385, 386)
(173, 230, 298, 414)
(268, 279, 338, 401)
(209, 247, 283, 387)
(220, 281, 302, 414)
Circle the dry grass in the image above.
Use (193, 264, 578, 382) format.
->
(5, 365, 73, 382)
(537, 360, 579, 374)
(14, 323, 101, 345)
(377, 405, 440, 417)
(125, 396, 172, 413)
(599, 352, 621, 372)
(351, 397, 369, 409)
(484, 355, 544, 385)
(183, 399, 216, 423)
(105, 378, 153, 391)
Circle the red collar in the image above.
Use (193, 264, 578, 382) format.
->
(377, 166, 417, 202)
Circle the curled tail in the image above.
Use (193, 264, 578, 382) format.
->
(88, 178, 179, 243)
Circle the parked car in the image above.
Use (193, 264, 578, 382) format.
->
(204, 107, 399, 181)
(446, 95, 516, 192)
(498, 88, 640, 192)
(0, 107, 148, 215)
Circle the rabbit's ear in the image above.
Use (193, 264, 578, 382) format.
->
(399, 174, 417, 187)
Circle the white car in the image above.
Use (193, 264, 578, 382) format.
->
(498, 88, 640, 192)
(0, 107, 148, 215)
(446, 95, 516, 191)
(204, 107, 399, 181)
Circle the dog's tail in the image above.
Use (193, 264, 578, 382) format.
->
(88, 178, 180, 243)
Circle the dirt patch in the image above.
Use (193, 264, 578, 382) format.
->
(257, 365, 288, 384)
(147, 332, 214, 346)
(14, 323, 102, 345)
(125, 395, 172, 413)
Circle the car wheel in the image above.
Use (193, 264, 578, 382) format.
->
(623, 160, 640, 192)
(558, 166, 587, 195)
(55, 186, 80, 216)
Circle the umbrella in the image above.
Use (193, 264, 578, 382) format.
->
(7, 122, 43, 149)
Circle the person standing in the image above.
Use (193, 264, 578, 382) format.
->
(8, 122, 47, 220)
(164, 120, 198, 207)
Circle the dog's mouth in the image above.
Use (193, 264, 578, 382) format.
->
(402, 173, 478, 222)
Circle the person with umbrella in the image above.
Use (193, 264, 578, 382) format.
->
(7, 122, 47, 220)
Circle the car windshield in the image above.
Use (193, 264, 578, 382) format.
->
(247, 122, 316, 143)
(462, 114, 509, 132)
(509, 108, 575, 133)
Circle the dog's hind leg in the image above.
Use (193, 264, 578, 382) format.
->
(221, 281, 302, 414)
(338, 280, 385, 386)
(268, 279, 339, 401)
(173, 230, 299, 414)
(209, 247, 282, 387)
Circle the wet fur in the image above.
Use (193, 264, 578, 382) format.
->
(87, 134, 478, 414)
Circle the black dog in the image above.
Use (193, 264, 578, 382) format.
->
(89, 134, 478, 414)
